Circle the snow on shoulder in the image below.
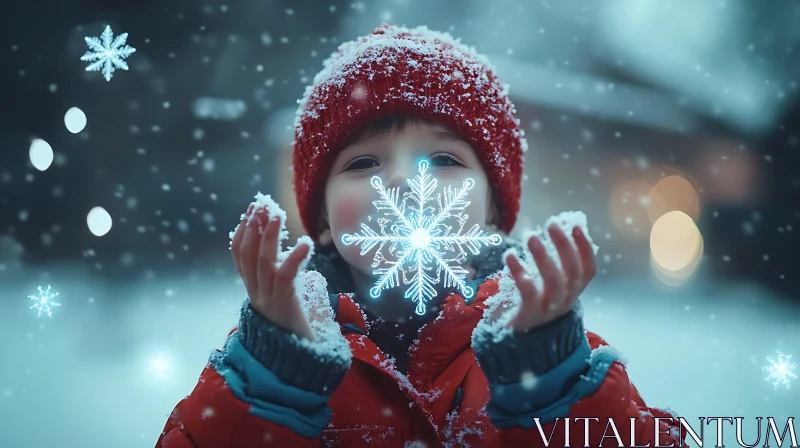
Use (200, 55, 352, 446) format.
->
(472, 211, 599, 346)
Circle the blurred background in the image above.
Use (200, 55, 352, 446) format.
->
(1, 0, 798, 447)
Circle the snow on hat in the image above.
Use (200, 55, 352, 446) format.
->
(292, 23, 528, 240)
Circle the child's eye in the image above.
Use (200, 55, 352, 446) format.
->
(430, 153, 464, 167)
(344, 157, 378, 172)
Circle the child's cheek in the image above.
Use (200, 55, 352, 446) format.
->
(342, 199, 366, 229)
(328, 187, 378, 272)
(329, 189, 372, 236)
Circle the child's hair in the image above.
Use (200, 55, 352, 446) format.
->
(343, 114, 427, 148)
(292, 24, 528, 241)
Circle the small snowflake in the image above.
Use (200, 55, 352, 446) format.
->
(81, 25, 136, 81)
(520, 371, 538, 391)
(29, 285, 60, 318)
(763, 350, 797, 390)
(342, 159, 501, 315)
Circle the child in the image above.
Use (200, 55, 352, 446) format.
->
(157, 24, 684, 448)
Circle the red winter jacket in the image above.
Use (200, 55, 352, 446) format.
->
(156, 273, 685, 448)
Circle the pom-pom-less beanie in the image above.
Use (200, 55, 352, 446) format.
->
(293, 24, 528, 240)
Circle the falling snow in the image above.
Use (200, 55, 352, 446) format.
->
(81, 25, 136, 82)
(2, 8, 799, 448)
(342, 159, 502, 315)
(520, 370, 538, 390)
(763, 350, 798, 390)
(29, 285, 61, 318)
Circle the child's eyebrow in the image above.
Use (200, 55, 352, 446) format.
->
(431, 129, 472, 146)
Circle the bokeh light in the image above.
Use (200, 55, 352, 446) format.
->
(696, 146, 759, 204)
(64, 107, 87, 134)
(148, 353, 173, 379)
(649, 211, 704, 285)
(647, 175, 701, 224)
(86, 206, 113, 237)
(29, 138, 54, 172)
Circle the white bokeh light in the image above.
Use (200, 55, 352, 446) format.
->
(86, 206, 112, 237)
(148, 353, 173, 379)
(64, 107, 87, 134)
(29, 138, 54, 171)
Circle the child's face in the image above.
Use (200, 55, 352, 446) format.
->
(322, 119, 495, 278)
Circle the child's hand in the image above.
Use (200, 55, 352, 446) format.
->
(502, 224, 597, 332)
(231, 205, 316, 341)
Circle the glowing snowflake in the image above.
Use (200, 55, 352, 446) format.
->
(81, 25, 136, 82)
(342, 159, 502, 315)
(763, 350, 797, 390)
(29, 285, 61, 318)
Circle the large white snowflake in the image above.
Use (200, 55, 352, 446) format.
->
(29, 285, 61, 318)
(81, 25, 136, 82)
(763, 350, 798, 390)
(342, 159, 502, 315)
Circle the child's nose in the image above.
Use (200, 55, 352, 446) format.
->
(387, 170, 412, 196)
(385, 169, 411, 193)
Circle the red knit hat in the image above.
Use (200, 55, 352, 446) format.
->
(292, 24, 528, 240)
